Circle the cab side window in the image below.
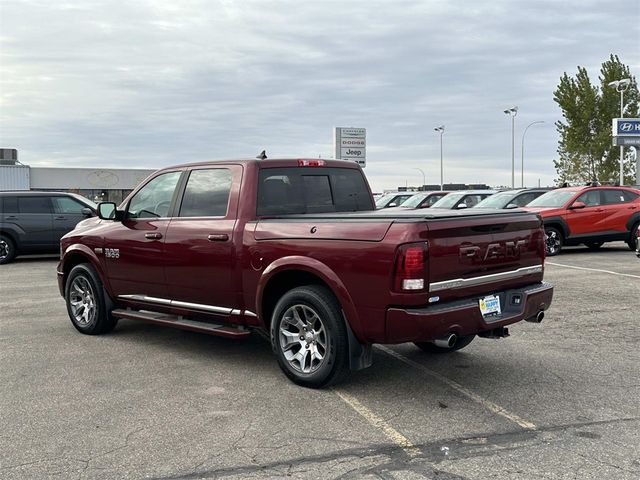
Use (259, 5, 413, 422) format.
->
(1, 196, 18, 213)
(575, 190, 601, 207)
(179, 169, 232, 217)
(603, 189, 635, 204)
(128, 171, 182, 219)
(513, 192, 537, 206)
(52, 196, 86, 214)
(18, 197, 52, 214)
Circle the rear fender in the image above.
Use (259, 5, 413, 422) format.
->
(257, 256, 362, 340)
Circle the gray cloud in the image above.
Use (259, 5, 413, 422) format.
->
(1, 0, 638, 191)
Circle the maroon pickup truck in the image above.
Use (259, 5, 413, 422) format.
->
(57, 158, 553, 387)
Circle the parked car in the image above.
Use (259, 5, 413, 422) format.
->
(375, 192, 414, 209)
(390, 191, 451, 209)
(0, 191, 96, 264)
(524, 185, 640, 255)
(430, 190, 496, 209)
(57, 158, 552, 388)
(474, 188, 551, 209)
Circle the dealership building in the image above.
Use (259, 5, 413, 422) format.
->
(0, 149, 155, 204)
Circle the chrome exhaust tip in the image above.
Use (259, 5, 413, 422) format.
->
(525, 310, 545, 323)
(433, 333, 457, 349)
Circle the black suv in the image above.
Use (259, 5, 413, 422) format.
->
(0, 191, 96, 264)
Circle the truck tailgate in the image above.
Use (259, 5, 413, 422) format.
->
(423, 211, 545, 301)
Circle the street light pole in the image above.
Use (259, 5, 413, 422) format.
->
(414, 167, 425, 189)
(503, 107, 518, 188)
(434, 125, 444, 190)
(521, 120, 544, 188)
(608, 79, 631, 185)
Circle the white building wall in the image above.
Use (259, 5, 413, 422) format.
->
(0, 165, 30, 191)
(29, 167, 155, 190)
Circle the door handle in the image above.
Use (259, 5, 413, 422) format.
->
(6, 215, 17, 220)
(145, 232, 163, 240)
(595, 208, 604, 212)
(207, 233, 229, 242)
(54, 216, 66, 220)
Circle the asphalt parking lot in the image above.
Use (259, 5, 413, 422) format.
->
(1, 244, 639, 479)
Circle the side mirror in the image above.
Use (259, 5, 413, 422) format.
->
(387, 203, 397, 208)
(81, 207, 93, 218)
(457, 203, 468, 209)
(505, 203, 519, 209)
(569, 201, 586, 210)
(97, 202, 118, 220)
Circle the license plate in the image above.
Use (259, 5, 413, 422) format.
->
(479, 295, 501, 318)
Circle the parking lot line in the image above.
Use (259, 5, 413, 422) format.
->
(546, 262, 640, 279)
(376, 346, 538, 431)
(332, 388, 422, 458)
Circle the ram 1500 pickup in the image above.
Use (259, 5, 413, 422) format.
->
(57, 158, 553, 387)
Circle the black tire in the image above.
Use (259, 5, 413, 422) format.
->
(65, 263, 118, 335)
(585, 242, 604, 250)
(270, 285, 349, 388)
(627, 223, 640, 251)
(414, 334, 476, 354)
(545, 226, 563, 256)
(0, 234, 17, 265)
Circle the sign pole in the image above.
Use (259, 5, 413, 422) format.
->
(620, 89, 625, 186)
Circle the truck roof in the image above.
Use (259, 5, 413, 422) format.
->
(160, 158, 362, 171)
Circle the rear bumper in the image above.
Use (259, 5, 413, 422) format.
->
(385, 282, 553, 343)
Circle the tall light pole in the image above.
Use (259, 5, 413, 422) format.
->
(608, 78, 631, 185)
(414, 167, 426, 189)
(503, 106, 518, 188)
(434, 125, 444, 190)
(521, 120, 544, 188)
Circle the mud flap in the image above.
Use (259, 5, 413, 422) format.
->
(345, 318, 372, 371)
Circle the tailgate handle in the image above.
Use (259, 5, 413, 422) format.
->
(208, 233, 229, 242)
(145, 232, 163, 240)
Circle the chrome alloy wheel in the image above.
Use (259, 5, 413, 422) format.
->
(0, 239, 9, 260)
(546, 230, 561, 255)
(279, 304, 328, 374)
(69, 276, 97, 326)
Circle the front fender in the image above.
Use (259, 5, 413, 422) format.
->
(257, 256, 362, 340)
(60, 244, 113, 297)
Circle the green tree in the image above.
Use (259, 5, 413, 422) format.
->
(553, 55, 638, 185)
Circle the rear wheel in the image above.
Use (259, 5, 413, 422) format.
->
(585, 241, 604, 250)
(271, 285, 349, 388)
(545, 226, 563, 256)
(65, 264, 118, 335)
(414, 334, 475, 354)
(627, 223, 640, 251)
(0, 234, 16, 265)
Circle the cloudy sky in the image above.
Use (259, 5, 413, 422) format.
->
(1, 0, 639, 192)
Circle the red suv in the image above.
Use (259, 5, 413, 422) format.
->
(525, 186, 640, 255)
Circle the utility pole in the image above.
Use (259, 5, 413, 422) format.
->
(504, 107, 518, 188)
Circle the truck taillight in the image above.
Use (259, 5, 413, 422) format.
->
(298, 159, 326, 167)
(394, 243, 428, 292)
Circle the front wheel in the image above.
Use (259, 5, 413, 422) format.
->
(545, 227, 563, 256)
(414, 334, 475, 354)
(271, 285, 349, 388)
(0, 234, 16, 265)
(65, 264, 118, 335)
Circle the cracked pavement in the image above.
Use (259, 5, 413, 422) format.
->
(0, 244, 639, 479)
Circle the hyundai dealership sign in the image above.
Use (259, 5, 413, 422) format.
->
(612, 118, 640, 146)
(334, 127, 366, 167)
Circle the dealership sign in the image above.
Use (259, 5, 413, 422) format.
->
(334, 127, 366, 167)
(612, 118, 640, 146)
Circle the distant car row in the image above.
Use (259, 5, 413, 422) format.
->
(375, 185, 640, 256)
(2, 183, 639, 264)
